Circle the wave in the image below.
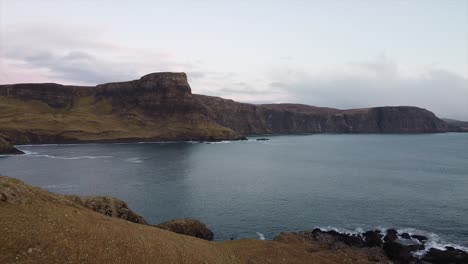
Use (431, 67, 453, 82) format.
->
(22, 154, 113, 160)
(124, 157, 144, 163)
(42, 184, 78, 189)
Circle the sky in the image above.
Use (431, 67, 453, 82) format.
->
(1, 0, 467, 119)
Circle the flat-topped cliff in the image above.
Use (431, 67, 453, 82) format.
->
(0, 72, 459, 145)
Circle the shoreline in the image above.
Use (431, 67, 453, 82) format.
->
(8, 131, 467, 148)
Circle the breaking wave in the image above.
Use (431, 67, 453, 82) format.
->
(21, 153, 112, 160)
(124, 157, 144, 163)
(256, 232, 266, 240)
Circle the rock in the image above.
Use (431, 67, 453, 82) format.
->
(422, 247, 468, 264)
(156, 219, 214, 241)
(383, 241, 415, 263)
(256, 138, 270, 141)
(296, 228, 365, 249)
(67, 196, 147, 225)
(0, 137, 24, 155)
(401, 233, 411, 239)
(384, 229, 398, 243)
(410, 234, 428, 242)
(363, 230, 383, 247)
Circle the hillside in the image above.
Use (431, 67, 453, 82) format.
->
(0, 175, 391, 264)
(0, 72, 458, 146)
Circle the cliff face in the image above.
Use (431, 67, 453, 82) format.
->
(95, 72, 199, 114)
(195, 95, 450, 134)
(0, 72, 457, 145)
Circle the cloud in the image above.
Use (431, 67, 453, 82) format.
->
(0, 24, 194, 85)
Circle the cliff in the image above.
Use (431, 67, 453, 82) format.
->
(442, 118, 468, 132)
(0, 72, 457, 145)
(0, 136, 23, 154)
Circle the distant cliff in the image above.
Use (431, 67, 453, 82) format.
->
(0, 72, 459, 145)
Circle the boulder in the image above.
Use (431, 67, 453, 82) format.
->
(156, 218, 214, 241)
(363, 230, 383, 247)
(256, 138, 270, 141)
(422, 247, 468, 264)
(410, 234, 428, 242)
(384, 229, 398, 243)
(401, 233, 411, 239)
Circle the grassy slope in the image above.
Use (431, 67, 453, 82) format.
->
(0, 176, 387, 264)
(0, 96, 236, 142)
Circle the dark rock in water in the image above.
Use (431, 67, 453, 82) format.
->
(383, 241, 416, 263)
(382, 234, 427, 263)
(363, 230, 383, 247)
(411, 234, 428, 242)
(156, 218, 214, 241)
(297, 228, 365, 248)
(238, 136, 248, 140)
(384, 229, 398, 243)
(67, 195, 148, 225)
(422, 247, 468, 264)
(401, 233, 411, 239)
(256, 138, 270, 141)
(0, 137, 24, 155)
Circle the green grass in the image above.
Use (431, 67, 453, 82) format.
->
(0, 96, 237, 142)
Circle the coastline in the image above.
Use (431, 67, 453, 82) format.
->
(1, 175, 467, 263)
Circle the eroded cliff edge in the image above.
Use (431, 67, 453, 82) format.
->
(0, 72, 459, 145)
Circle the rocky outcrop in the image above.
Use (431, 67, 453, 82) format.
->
(66, 195, 148, 224)
(0, 136, 23, 154)
(422, 247, 468, 264)
(95, 72, 199, 114)
(156, 218, 214, 241)
(0, 72, 461, 145)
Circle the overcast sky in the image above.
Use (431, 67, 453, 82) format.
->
(1, 0, 467, 119)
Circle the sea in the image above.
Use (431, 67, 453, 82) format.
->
(1, 133, 467, 252)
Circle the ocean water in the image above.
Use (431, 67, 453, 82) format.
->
(1, 133, 467, 249)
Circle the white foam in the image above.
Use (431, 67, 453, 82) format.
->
(19, 150, 38, 155)
(124, 157, 144, 163)
(256, 232, 266, 240)
(203, 141, 233, 144)
(23, 154, 112, 160)
(42, 183, 78, 189)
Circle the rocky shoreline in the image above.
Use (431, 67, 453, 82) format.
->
(277, 228, 468, 264)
